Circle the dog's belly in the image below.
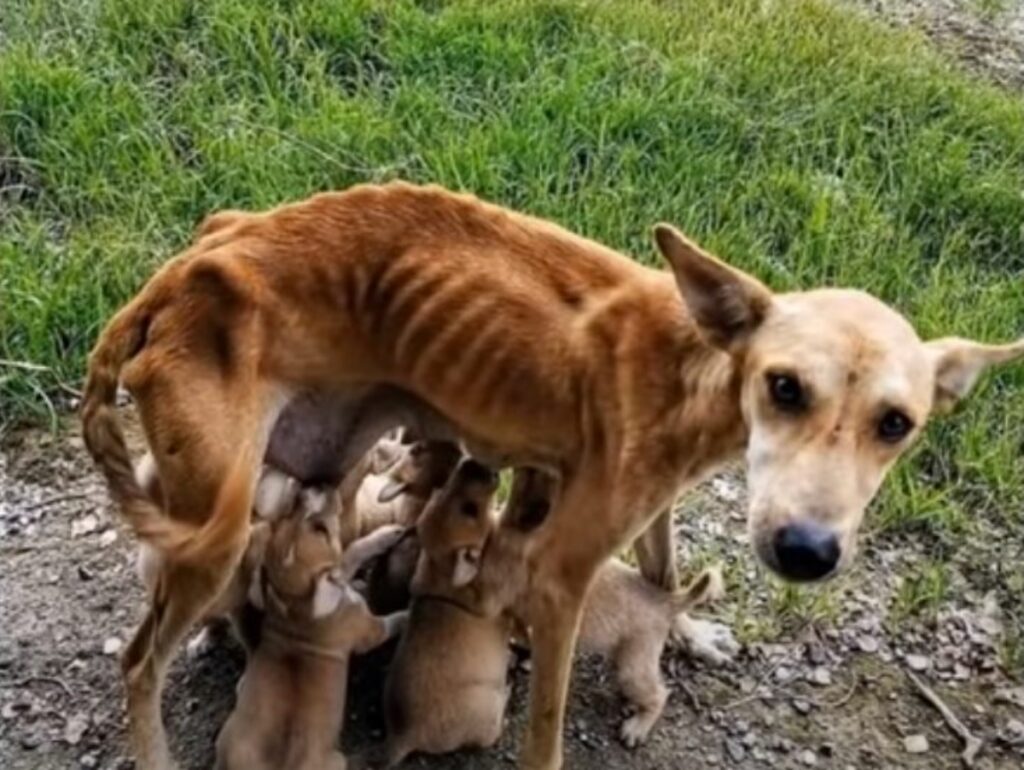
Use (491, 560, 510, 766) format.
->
(265, 386, 456, 485)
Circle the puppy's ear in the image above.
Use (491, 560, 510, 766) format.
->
(654, 224, 772, 350)
(926, 337, 1024, 414)
(378, 478, 409, 503)
(312, 573, 350, 618)
(451, 547, 482, 587)
(254, 467, 299, 519)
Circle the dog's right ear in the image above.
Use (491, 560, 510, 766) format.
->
(654, 224, 772, 350)
(451, 547, 482, 587)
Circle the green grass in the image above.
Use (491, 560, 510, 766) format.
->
(2, 0, 1023, 537)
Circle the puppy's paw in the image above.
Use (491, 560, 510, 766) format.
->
(372, 524, 406, 551)
(619, 714, 653, 748)
(674, 616, 739, 666)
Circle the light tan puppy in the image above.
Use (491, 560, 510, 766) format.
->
(355, 440, 463, 536)
(82, 183, 1024, 770)
(383, 459, 530, 767)
(215, 488, 405, 770)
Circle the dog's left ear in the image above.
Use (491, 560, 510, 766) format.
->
(654, 224, 773, 350)
(451, 547, 482, 587)
(927, 336, 1024, 414)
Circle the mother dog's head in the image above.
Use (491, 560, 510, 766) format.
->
(655, 224, 1024, 583)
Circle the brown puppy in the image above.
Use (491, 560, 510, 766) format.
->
(363, 441, 464, 614)
(215, 488, 405, 770)
(383, 459, 515, 767)
(82, 183, 1024, 770)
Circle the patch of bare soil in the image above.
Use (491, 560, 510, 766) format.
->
(1, 416, 1023, 769)
(843, 0, 1024, 89)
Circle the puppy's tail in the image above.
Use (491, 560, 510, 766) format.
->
(668, 565, 725, 616)
(80, 297, 255, 564)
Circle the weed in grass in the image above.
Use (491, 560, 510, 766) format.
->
(889, 559, 951, 623)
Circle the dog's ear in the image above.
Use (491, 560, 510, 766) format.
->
(451, 546, 482, 587)
(654, 224, 772, 349)
(254, 467, 299, 520)
(378, 478, 409, 503)
(311, 572, 358, 618)
(926, 336, 1024, 414)
(370, 439, 404, 474)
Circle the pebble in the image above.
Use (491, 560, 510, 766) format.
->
(856, 635, 879, 653)
(903, 734, 929, 753)
(80, 753, 99, 769)
(797, 748, 817, 765)
(99, 529, 118, 546)
(102, 637, 123, 656)
(792, 698, 813, 715)
(725, 738, 746, 762)
(64, 712, 89, 745)
(905, 654, 931, 671)
(71, 514, 99, 537)
(809, 667, 831, 686)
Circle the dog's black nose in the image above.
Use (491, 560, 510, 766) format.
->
(773, 523, 839, 582)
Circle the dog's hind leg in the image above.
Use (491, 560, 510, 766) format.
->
(633, 506, 677, 591)
(615, 637, 669, 748)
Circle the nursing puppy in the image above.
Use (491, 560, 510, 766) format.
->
(383, 459, 535, 767)
(215, 489, 405, 770)
(355, 440, 462, 537)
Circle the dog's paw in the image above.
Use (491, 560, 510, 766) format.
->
(619, 714, 653, 748)
(675, 616, 739, 666)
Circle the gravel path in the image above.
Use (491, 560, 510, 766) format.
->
(844, 0, 1024, 88)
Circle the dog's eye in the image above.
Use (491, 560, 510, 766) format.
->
(878, 409, 913, 443)
(767, 372, 806, 412)
(460, 500, 479, 518)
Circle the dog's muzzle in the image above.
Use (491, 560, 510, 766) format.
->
(770, 522, 840, 582)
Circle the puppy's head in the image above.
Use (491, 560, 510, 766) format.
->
(377, 441, 463, 504)
(417, 458, 499, 587)
(253, 486, 356, 620)
(655, 223, 1024, 583)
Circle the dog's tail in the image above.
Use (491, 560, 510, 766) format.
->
(80, 298, 255, 563)
(668, 565, 725, 616)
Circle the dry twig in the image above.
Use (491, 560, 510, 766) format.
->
(906, 670, 982, 767)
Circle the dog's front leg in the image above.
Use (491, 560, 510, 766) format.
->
(520, 578, 587, 770)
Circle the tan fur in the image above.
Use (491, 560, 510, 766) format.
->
(215, 490, 405, 770)
(81, 182, 1024, 769)
(383, 460, 514, 767)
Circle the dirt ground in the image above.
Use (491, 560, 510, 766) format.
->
(2, 409, 1023, 770)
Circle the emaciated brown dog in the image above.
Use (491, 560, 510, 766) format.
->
(81, 182, 1024, 770)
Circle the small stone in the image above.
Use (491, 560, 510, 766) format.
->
(99, 530, 118, 547)
(103, 637, 123, 656)
(903, 734, 929, 754)
(80, 753, 99, 769)
(71, 514, 99, 537)
(905, 654, 931, 671)
(64, 712, 89, 745)
(809, 667, 831, 686)
(725, 738, 746, 762)
(77, 565, 93, 581)
(738, 676, 757, 694)
(797, 748, 817, 766)
(792, 698, 813, 715)
(856, 635, 879, 653)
